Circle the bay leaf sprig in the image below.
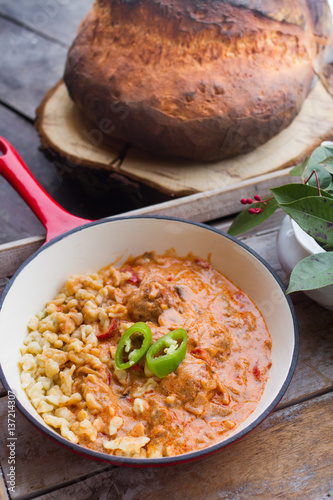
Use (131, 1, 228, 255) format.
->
(228, 144, 333, 293)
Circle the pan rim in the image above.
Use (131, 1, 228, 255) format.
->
(0, 215, 299, 466)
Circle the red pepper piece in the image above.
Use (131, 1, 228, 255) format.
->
(191, 348, 214, 366)
(96, 318, 119, 341)
(253, 364, 261, 381)
(130, 363, 143, 372)
(121, 267, 141, 284)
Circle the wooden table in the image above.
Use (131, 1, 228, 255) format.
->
(0, 2, 332, 499)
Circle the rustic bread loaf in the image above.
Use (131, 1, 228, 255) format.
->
(64, 0, 332, 161)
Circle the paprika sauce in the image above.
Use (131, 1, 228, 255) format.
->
(20, 250, 272, 458)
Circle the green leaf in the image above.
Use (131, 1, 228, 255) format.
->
(307, 146, 330, 168)
(318, 154, 333, 174)
(227, 198, 279, 236)
(321, 243, 333, 251)
(280, 196, 333, 246)
(323, 145, 333, 155)
(289, 157, 308, 177)
(306, 165, 332, 190)
(286, 252, 333, 293)
(319, 154, 333, 165)
(324, 164, 333, 175)
(271, 183, 333, 205)
(305, 146, 333, 189)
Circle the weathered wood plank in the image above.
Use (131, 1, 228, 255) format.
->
(32, 393, 333, 500)
(0, 0, 93, 47)
(0, 237, 44, 279)
(122, 168, 296, 221)
(281, 298, 333, 405)
(0, 17, 67, 120)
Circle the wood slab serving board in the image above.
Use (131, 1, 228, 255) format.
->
(36, 79, 333, 197)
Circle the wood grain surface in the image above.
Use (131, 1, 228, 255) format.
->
(0, 17, 67, 121)
(0, 0, 93, 46)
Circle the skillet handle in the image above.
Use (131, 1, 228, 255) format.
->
(0, 137, 91, 242)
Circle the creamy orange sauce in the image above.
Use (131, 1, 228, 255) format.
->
(20, 250, 272, 458)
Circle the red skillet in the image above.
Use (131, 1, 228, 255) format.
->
(0, 137, 298, 467)
(0, 137, 90, 242)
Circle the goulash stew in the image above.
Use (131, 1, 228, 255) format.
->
(19, 251, 272, 458)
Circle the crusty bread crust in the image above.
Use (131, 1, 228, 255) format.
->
(64, 0, 331, 161)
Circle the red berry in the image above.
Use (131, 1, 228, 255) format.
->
(247, 198, 253, 204)
(248, 208, 256, 214)
(241, 198, 247, 205)
(254, 195, 262, 201)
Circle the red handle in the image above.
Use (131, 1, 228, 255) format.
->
(0, 137, 91, 243)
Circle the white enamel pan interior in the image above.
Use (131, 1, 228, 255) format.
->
(0, 137, 298, 466)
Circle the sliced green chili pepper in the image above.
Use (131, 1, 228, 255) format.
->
(115, 322, 152, 370)
(146, 328, 187, 378)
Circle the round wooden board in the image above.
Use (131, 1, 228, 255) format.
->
(36, 79, 333, 196)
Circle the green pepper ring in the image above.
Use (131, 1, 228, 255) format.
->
(115, 322, 152, 370)
(146, 328, 187, 378)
